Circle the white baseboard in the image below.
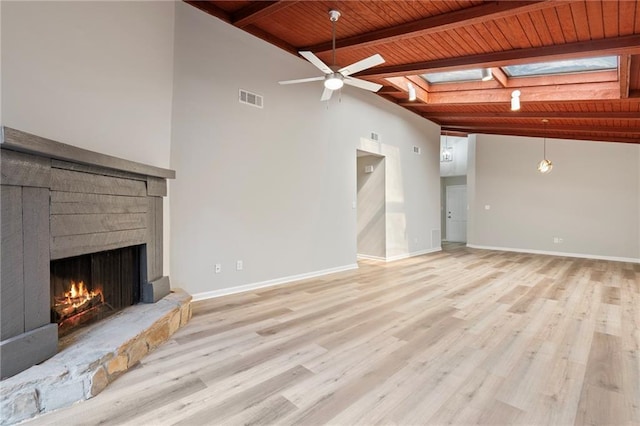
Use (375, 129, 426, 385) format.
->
(466, 244, 640, 264)
(357, 254, 386, 261)
(358, 247, 442, 263)
(191, 263, 359, 302)
(386, 247, 442, 262)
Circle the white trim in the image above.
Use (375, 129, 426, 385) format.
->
(385, 247, 442, 262)
(357, 254, 386, 261)
(466, 244, 640, 264)
(191, 263, 359, 301)
(358, 247, 442, 263)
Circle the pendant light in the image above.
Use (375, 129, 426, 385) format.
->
(441, 132, 453, 162)
(511, 90, 521, 111)
(537, 119, 553, 174)
(407, 82, 416, 101)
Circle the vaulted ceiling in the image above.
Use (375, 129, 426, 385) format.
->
(186, 1, 640, 144)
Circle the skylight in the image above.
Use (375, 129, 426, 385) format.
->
(422, 69, 484, 84)
(503, 56, 618, 77)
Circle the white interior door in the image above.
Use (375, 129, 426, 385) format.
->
(446, 185, 467, 242)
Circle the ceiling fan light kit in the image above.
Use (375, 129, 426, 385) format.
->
(324, 73, 344, 90)
(278, 10, 385, 101)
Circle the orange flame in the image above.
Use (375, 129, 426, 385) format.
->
(64, 280, 103, 307)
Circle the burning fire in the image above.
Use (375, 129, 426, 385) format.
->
(63, 280, 103, 307)
(53, 279, 105, 335)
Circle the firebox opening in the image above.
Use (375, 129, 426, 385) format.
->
(50, 245, 142, 337)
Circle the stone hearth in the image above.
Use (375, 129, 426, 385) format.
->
(0, 290, 191, 425)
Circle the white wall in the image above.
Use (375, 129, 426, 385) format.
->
(170, 2, 441, 297)
(2, 1, 176, 275)
(468, 133, 640, 261)
(1, 1, 175, 169)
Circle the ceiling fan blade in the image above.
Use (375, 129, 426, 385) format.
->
(344, 77, 383, 92)
(320, 87, 333, 101)
(299, 51, 332, 74)
(279, 76, 325, 85)
(338, 54, 385, 76)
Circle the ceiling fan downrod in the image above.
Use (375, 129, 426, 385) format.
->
(329, 10, 341, 67)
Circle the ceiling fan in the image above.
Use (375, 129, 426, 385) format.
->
(279, 10, 385, 101)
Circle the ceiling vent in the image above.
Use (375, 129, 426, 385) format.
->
(239, 89, 263, 108)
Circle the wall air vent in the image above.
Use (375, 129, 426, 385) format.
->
(239, 89, 263, 108)
(370, 132, 380, 141)
(413, 146, 421, 154)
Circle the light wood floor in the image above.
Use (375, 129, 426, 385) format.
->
(28, 244, 639, 425)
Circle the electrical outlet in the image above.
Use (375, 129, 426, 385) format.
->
(236, 260, 243, 271)
(215, 264, 221, 273)
(553, 237, 559, 243)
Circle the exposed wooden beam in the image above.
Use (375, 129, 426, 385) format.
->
(490, 67, 509, 88)
(439, 127, 640, 144)
(242, 24, 298, 55)
(426, 82, 620, 105)
(406, 76, 430, 92)
(183, 1, 297, 55)
(357, 35, 640, 78)
(442, 123, 640, 135)
(440, 130, 469, 138)
(401, 70, 616, 94)
(378, 86, 402, 94)
(184, 1, 230, 23)
(385, 77, 429, 103)
(619, 55, 631, 99)
(232, 1, 296, 28)
(302, 1, 554, 53)
(419, 111, 640, 120)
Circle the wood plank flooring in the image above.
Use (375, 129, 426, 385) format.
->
(26, 244, 640, 425)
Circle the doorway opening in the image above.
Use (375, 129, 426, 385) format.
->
(440, 134, 468, 243)
(356, 150, 386, 260)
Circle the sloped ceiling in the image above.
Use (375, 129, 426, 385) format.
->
(186, 1, 640, 144)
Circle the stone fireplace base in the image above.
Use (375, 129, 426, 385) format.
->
(0, 289, 191, 425)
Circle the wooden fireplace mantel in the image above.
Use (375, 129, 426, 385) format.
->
(1, 126, 175, 179)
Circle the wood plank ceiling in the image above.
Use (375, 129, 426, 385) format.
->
(186, 0, 640, 144)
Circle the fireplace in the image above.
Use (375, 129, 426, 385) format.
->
(50, 245, 142, 336)
(1, 126, 175, 379)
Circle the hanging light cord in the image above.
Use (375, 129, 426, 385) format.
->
(543, 120, 547, 159)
